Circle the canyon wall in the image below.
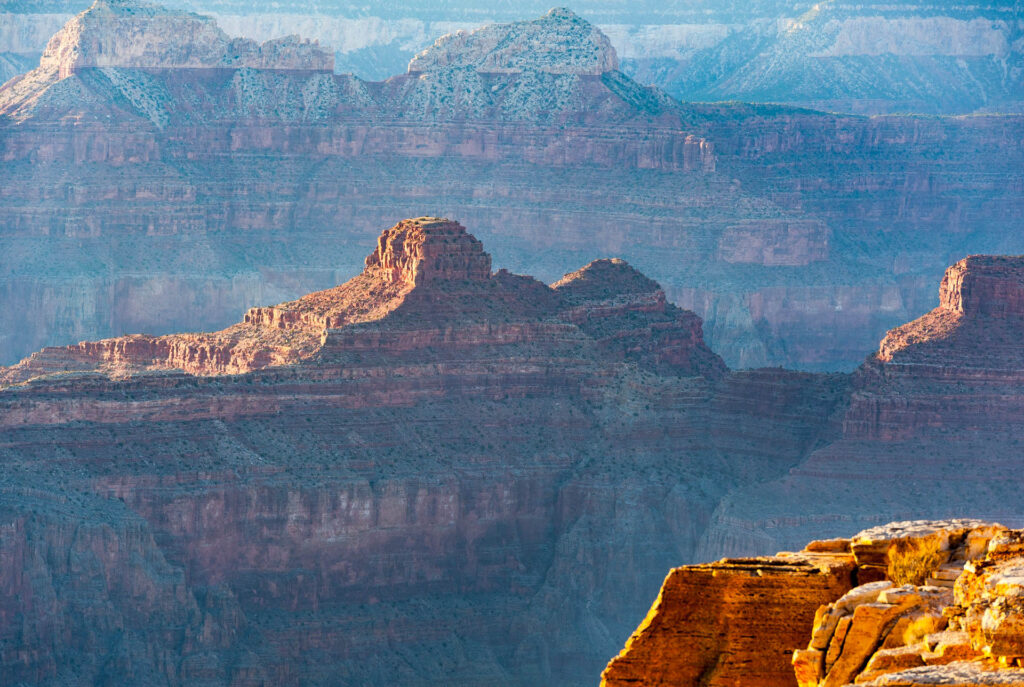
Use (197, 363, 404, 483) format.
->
(6, 224, 1024, 684)
(5, 1, 1019, 112)
(700, 255, 1024, 561)
(1, 1, 1023, 372)
(0, 218, 848, 685)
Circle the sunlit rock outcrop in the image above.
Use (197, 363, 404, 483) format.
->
(604, 520, 1024, 687)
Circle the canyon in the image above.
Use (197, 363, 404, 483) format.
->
(4, 3, 1024, 684)
(4, 215, 1024, 684)
(1, 0, 1024, 372)
(0, 217, 838, 685)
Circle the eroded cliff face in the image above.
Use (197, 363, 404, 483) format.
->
(699, 255, 1024, 564)
(0, 217, 853, 685)
(407, 8, 618, 76)
(7, 238, 1024, 684)
(39, 0, 332, 78)
(0, 217, 722, 384)
(601, 550, 857, 686)
(604, 520, 1024, 687)
(1, 1, 1022, 371)
(620, 2, 1024, 116)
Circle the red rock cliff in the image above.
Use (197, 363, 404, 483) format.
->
(14, 0, 1023, 377)
(0, 216, 859, 687)
(603, 520, 1011, 687)
(879, 255, 1024, 364)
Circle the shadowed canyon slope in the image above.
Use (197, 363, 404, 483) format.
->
(4, 216, 1024, 684)
(2, 0, 1024, 371)
(700, 255, 1024, 561)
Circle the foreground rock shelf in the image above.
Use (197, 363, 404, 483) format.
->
(603, 520, 1024, 687)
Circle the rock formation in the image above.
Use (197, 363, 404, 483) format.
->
(6, 1, 1022, 114)
(618, 3, 1024, 116)
(601, 549, 857, 686)
(0, 217, 721, 384)
(604, 520, 1024, 687)
(7, 234, 1024, 684)
(878, 256, 1024, 366)
(600, 256, 1024, 685)
(408, 8, 618, 76)
(698, 255, 1024, 560)
(0, 216, 859, 686)
(41, 0, 332, 78)
(1, 0, 1023, 371)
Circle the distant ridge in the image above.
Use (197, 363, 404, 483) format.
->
(41, 0, 332, 77)
(0, 217, 724, 384)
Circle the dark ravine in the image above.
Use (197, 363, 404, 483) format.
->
(2, 0, 1024, 371)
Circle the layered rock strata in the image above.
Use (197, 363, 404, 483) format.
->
(8, 244, 1024, 684)
(41, 0, 332, 78)
(1, 1, 1023, 370)
(699, 255, 1024, 560)
(0, 217, 720, 385)
(0, 218, 784, 685)
(408, 8, 618, 76)
(878, 256, 1024, 366)
(600, 551, 857, 686)
(604, 520, 1024, 687)
(793, 521, 1004, 687)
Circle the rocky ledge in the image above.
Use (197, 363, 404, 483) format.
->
(603, 519, 1024, 687)
(0, 217, 722, 384)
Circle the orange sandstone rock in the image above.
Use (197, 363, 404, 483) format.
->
(0, 217, 723, 387)
(603, 520, 1006, 687)
(601, 553, 856, 687)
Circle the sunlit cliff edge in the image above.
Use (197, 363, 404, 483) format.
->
(604, 519, 1024, 687)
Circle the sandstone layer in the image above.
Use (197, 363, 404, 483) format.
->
(0, 217, 723, 384)
(604, 520, 1024, 687)
(7, 238, 1024, 684)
